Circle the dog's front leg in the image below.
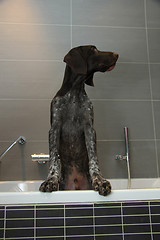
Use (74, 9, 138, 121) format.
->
(39, 126, 61, 192)
(85, 125, 111, 196)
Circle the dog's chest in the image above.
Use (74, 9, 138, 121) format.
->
(62, 93, 91, 118)
(60, 93, 93, 134)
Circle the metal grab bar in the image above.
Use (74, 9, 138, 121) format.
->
(0, 136, 26, 162)
(115, 127, 131, 188)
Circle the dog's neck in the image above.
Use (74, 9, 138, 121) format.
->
(56, 65, 89, 97)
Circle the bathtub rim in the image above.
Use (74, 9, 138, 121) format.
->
(0, 179, 160, 205)
(0, 188, 160, 205)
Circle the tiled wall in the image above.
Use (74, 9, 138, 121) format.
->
(0, 201, 160, 239)
(0, 0, 160, 180)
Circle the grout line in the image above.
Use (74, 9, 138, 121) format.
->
(93, 203, 96, 240)
(121, 203, 125, 240)
(72, 24, 160, 30)
(0, 98, 51, 101)
(1, 60, 160, 67)
(97, 139, 158, 142)
(2, 237, 34, 240)
(0, 22, 70, 26)
(0, 21, 160, 30)
(144, 0, 160, 178)
(118, 62, 160, 64)
(34, 205, 36, 240)
(0, 140, 48, 143)
(70, 0, 73, 49)
(0, 98, 150, 101)
(148, 202, 154, 240)
(0, 59, 160, 64)
(2, 98, 160, 102)
(72, 24, 145, 29)
(64, 204, 66, 240)
(0, 139, 159, 143)
(2, 213, 153, 220)
(91, 99, 160, 102)
(3, 206, 6, 240)
(0, 59, 62, 62)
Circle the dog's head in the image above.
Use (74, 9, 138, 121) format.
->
(64, 45, 118, 86)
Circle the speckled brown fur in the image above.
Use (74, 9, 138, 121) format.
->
(39, 45, 118, 196)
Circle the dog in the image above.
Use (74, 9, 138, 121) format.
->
(39, 45, 118, 196)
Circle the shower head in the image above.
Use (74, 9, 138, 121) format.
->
(18, 136, 26, 145)
(0, 135, 26, 161)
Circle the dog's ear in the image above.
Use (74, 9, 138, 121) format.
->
(63, 47, 87, 74)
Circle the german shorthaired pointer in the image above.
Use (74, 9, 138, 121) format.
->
(39, 45, 118, 196)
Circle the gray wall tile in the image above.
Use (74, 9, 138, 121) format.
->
(0, 100, 50, 141)
(0, 61, 64, 99)
(153, 102, 160, 140)
(73, 0, 145, 27)
(0, 24, 70, 60)
(148, 29, 160, 63)
(150, 64, 160, 100)
(156, 141, 160, 177)
(93, 100, 154, 140)
(129, 141, 158, 178)
(0, 0, 70, 24)
(0, 143, 24, 181)
(146, 0, 160, 28)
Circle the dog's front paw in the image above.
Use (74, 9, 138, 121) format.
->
(39, 177, 59, 192)
(92, 174, 111, 196)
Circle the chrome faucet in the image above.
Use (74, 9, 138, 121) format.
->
(115, 127, 131, 188)
(31, 154, 49, 164)
(0, 136, 26, 162)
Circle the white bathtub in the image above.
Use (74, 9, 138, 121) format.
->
(0, 179, 160, 205)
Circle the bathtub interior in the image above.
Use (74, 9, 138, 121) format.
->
(0, 178, 160, 192)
